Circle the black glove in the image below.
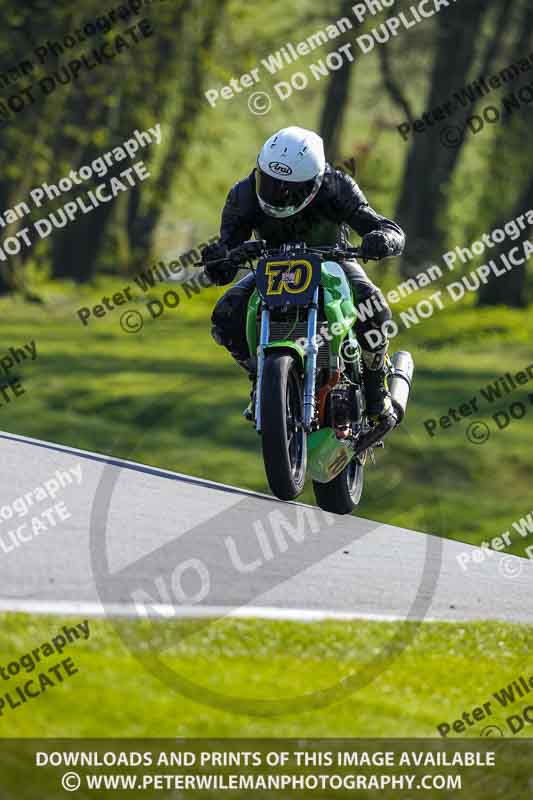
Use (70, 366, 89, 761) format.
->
(201, 242, 238, 286)
(361, 230, 391, 260)
(202, 241, 228, 265)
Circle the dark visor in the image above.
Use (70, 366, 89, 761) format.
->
(255, 170, 317, 211)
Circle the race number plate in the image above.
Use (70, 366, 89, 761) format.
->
(255, 254, 321, 307)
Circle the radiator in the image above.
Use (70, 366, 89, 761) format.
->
(268, 319, 331, 370)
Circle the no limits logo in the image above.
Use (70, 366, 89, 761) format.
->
(88, 391, 445, 716)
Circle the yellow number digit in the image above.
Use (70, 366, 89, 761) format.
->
(265, 261, 287, 295)
(283, 260, 312, 294)
(264, 259, 313, 295)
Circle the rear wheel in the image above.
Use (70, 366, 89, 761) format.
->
(312, 454, 365, 515)
(261, 352, 306, 500)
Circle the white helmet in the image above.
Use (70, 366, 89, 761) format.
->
(255, 126, 326, 218)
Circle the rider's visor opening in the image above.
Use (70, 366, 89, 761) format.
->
(255, 169, 321, 219)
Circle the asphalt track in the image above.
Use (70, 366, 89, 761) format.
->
(0, 431, 532, 624)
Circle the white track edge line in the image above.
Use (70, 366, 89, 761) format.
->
(0, 598, 506, 624)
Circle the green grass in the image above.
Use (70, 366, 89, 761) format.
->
(1, 276, 533, 553)
(1, 613, 532, 738)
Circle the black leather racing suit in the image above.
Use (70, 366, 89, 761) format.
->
(209, 164, 405, 371)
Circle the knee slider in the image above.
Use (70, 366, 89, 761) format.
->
(211, 323, 227, 347)
(211, 297, 243, 350)
(211, 296, 235, 327)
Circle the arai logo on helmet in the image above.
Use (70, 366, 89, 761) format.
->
(268, 161, 293, 176)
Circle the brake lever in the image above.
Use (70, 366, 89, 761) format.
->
(198, 255, 234, 268)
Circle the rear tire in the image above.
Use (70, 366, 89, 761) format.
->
(261, 352, 306, 500)
(312, 456, 365, 515)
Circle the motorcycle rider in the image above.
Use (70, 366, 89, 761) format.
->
(202, 126, 405, 419)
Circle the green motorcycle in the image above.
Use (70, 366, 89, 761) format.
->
(203, 240, 413, 515)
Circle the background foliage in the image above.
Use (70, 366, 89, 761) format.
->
(0, 0, 532, 544)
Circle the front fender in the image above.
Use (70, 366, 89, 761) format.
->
(263, 341, 306, 370)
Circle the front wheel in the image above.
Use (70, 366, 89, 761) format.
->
(312, 455, 365, 515)
(261, 351, 307, 500)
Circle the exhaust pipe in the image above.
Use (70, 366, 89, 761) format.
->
(388, 351, 414, 423)
(323, 351, 415, 462)
(352, 412, 396, 457)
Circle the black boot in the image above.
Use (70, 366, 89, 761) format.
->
(243, 380, 256, 421)
(234, 356, 257, 420)
(362, 349, 393, 420)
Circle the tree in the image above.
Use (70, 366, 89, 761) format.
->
(318, 0, 357, 162)
(0, 0, 228, 288)
(477, 0, 533, 306)
(395, 0, 493, 273)
(126, 0, 225, 273)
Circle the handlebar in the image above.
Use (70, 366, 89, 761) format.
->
(194, 240, 382, 271)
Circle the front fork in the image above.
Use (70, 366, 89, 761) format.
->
(303, 287, 319, 430)
(254, 287, 320, 433)
(254, 304, 270, 432)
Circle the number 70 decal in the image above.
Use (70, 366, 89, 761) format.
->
(265, 259, 313, 295)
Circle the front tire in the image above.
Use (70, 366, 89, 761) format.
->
(312, 456, 365, 514)
(261, 352, 306, 500)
